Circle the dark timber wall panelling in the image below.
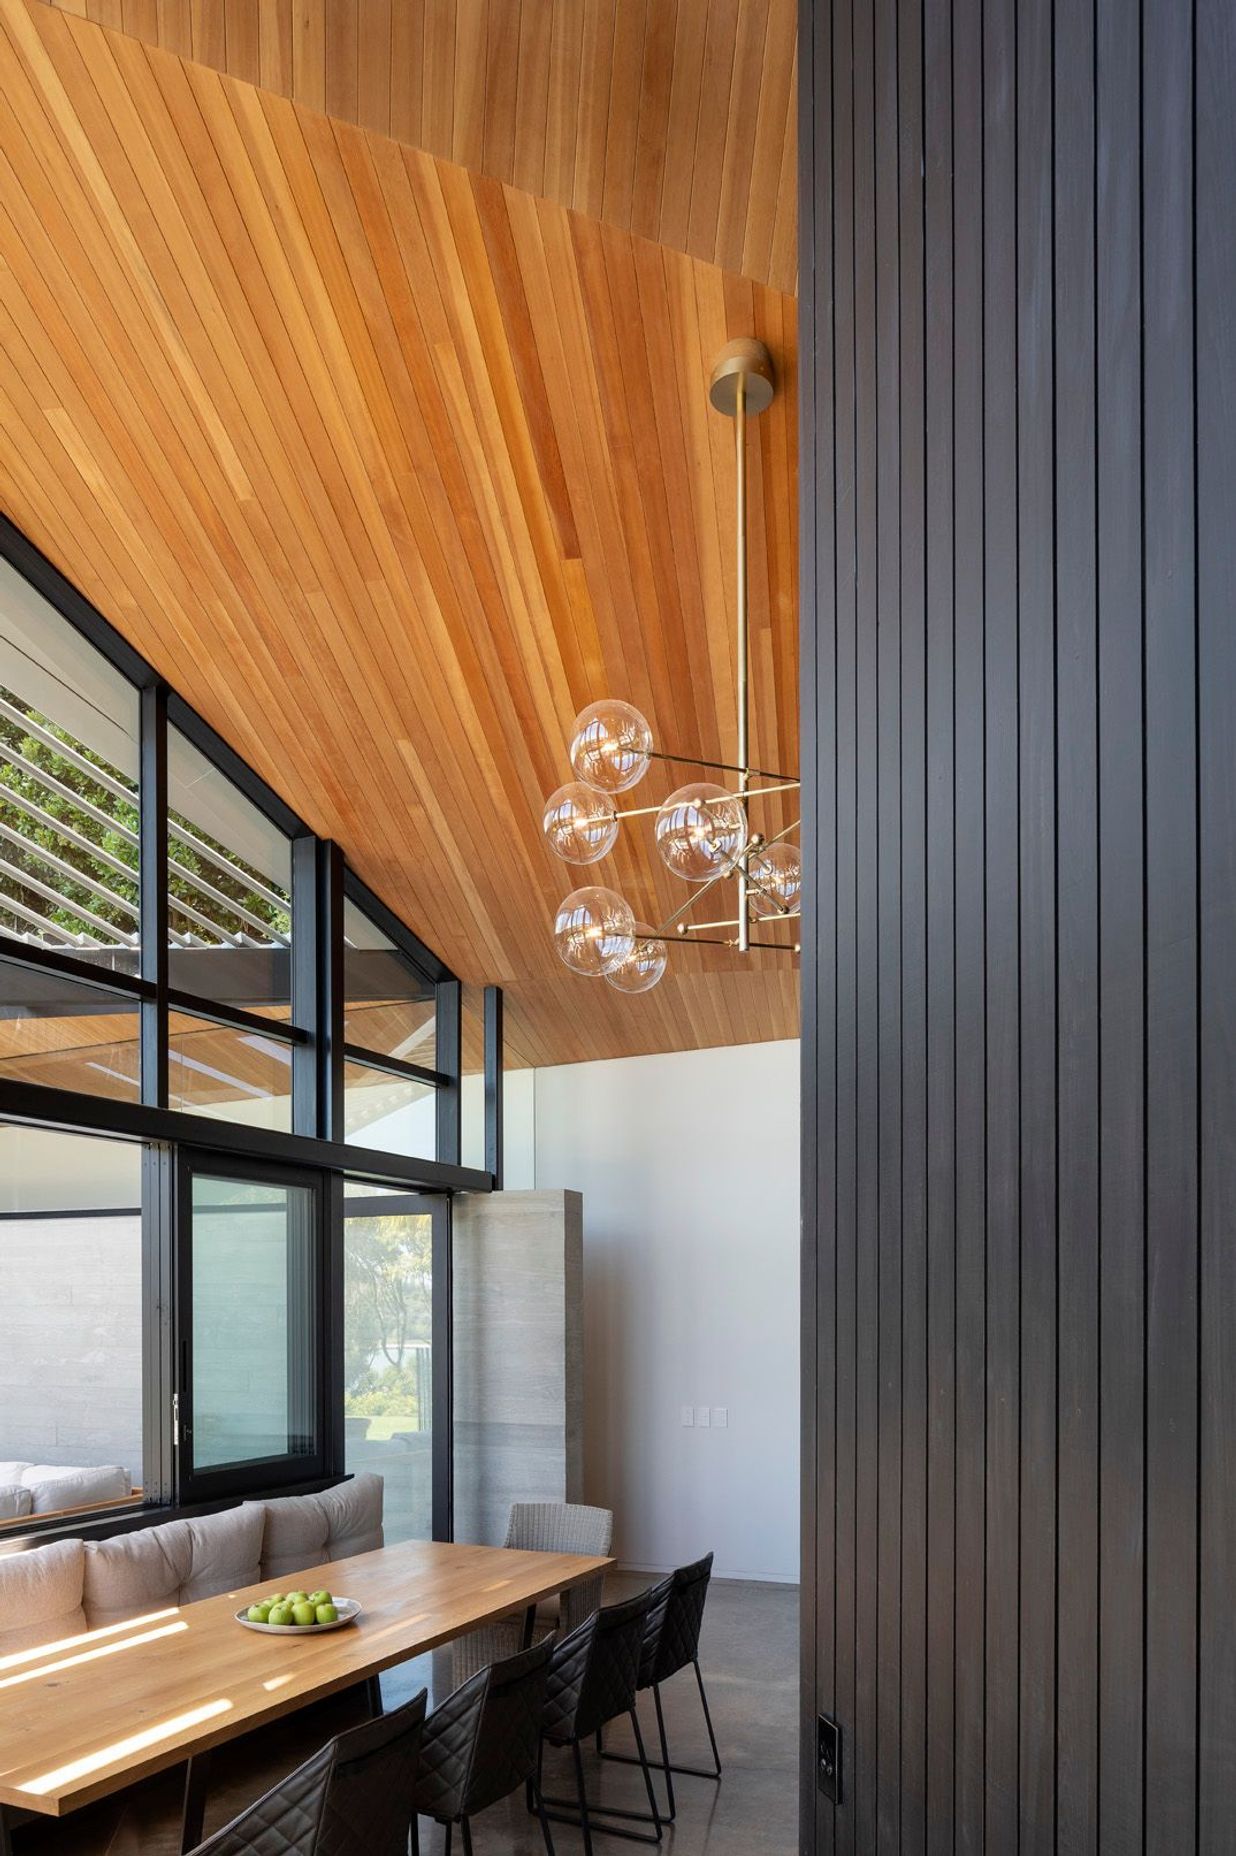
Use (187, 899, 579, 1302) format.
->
(798, 0, 1236, 1848)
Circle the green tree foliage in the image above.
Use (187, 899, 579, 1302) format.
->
(344, 1214, 432, 1426)
(0, 689, 138, 938)
(0, 690, 289, 943)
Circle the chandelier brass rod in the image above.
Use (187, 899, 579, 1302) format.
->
(725, 778, 800, 802)
(671, 935, 801, 952)
(679, 913, 802, 931)
(648, 748, 798, 783)
(610, 778, 799, 822)
(736, 368, 750, 955)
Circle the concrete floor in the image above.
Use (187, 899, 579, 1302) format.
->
(11, 1575, 798, 1856)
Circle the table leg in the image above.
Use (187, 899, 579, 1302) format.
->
(180, 1748, 213, 1853)
(0, 1804, 12, 1856)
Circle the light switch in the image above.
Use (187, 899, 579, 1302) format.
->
(681, 1405, 694, 1427)
(712, 1407, 729, 1428)
(697, 1406, 711, 1428)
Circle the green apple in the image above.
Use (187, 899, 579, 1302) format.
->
(308, 1590, 331, 1609)
(315, 1603, 338, 1625)
(246, 1603, 270, 1624)
(267, 1604, 294, 1627)
(291, 1601, 317, 1626)
(285, 1591, 308, 1605)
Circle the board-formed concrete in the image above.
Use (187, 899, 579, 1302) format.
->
(451, 1189, 584, 1546)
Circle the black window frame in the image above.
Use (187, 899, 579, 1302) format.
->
(174, 1145, 329, 1504)
(0, 514, 505, 1538)
(340, 870, 458, 1166)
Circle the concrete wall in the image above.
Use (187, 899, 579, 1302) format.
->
(452, 1189, 583, 1545)
(0, 1213, 143, 1481)
(502, 1038, 799, 1584)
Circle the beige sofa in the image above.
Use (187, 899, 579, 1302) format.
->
(0, 1461, 133, 1519)
(0, 1473, 384, 1657)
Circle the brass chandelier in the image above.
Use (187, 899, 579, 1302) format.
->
(543, 338, 801, 994)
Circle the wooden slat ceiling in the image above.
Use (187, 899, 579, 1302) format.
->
(34, 0, 798, 294)
(0, 0, 798, 1069)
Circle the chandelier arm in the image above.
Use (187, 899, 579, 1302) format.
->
(650, 856, 744, 937)
(647, 815, 801, 940)
(648, 748, 799, 783)
(612, 779, 797, 823)
(679, 913, 802, 931)
(670, 934, 801, 952)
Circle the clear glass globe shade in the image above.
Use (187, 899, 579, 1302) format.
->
(568, 699, 653, 794)
(543, 783, 618, 864)
(748, 841, 803, 919)
(552, 886, 637, 977)
(604, 925, 668, 993)
(654, 782, 748, 882)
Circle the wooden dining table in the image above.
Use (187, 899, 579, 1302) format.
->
(0, 1537, 611, 1854)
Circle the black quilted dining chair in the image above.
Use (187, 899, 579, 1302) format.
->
(187, 1740, 337, 1856)
(597, 1552, 722, 1822)
(188, 1691, 427, 1856)
(410, 1636, 555, 1855)
(537, 1588, 662, 1853)
(319, 1692, 428, 1856)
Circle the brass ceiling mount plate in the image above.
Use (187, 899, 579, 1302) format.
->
(709, 338, 776, 417)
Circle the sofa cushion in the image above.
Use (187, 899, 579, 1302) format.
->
(82, 1504, 265, 1627)
(21, 1465, 132, 1514)
(0, 1538, 86, 1655)
(0, 1487, 30, 1522)
(82, 1518, 189, 1628)
(0, 1463, 32, 1485)
(252, 1474, 384, 1582)
(178, 1505, 264, 1604)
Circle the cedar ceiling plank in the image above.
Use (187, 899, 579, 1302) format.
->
(511, 0, 549, 200)
(34, 0, 798, 292)
(599, 0, 645, 232)
(628, 0, 675, 245)
(0, 0, 799, 1062)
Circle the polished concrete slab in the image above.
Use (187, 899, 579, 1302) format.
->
(12, 1574, 798, 1855)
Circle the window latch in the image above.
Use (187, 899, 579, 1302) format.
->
(172, 1391, 180, 1448)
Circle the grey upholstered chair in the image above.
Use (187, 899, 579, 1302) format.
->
(452, 1501, 613, 1684)
(411, 1637, 555, 1854)
(187, 1741, 336, 1855)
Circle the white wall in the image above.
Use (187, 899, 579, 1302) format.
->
(504, 1038, 799, 1584)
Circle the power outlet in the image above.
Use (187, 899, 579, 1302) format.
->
(697, 1405, 711, 1428)
(817, 1714, 841, 1803)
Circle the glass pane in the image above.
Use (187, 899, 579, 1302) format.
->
(169, 1012, 294, 1131)
(0, 1124, 144, 1520)
(167, 728, 292, 1013)
(344, 1201, 433, 1542)
(190, 1173, 317, 1472)
(0, 556, 140, 959)
(344, 1059, 436, 1158)
(0, 957, 140, 1101)
(343, 898, 436, 1067)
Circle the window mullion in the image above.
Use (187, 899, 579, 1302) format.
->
(483, 984, 503, 1186)
(435, 979, 461, 1165)
(139, 685, 168, 1107)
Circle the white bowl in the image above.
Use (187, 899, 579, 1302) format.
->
(235, 1597, 362, 1636)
